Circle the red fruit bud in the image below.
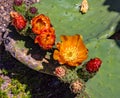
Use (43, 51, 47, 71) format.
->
(10, 11, 27, 31)
(86, 58, 102, 73)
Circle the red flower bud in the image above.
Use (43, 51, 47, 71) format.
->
(86, 58, 102, 73)
(10, 11, 27, 31)
(34, 27, 56, 50)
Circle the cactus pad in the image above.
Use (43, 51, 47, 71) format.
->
(86, 39, 120, 98)
(33, 0, 120, 42)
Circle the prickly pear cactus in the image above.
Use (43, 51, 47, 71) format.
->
(3, 0, 120, 98)
(33, 0, 120, 41)
(86, 39, 120, 98)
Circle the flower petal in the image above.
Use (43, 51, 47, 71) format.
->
(31, 14, 51, 35)
(53, 34, 88, 66)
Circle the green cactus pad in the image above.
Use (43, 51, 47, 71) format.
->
(33, 0, 120, 42)
(86, 39, 120, 98)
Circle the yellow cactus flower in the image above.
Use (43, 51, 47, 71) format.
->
(53, 34, 88, 66)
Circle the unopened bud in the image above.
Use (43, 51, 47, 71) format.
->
(86, 57, 102, 73)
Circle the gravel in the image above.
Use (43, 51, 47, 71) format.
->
(0, 0, 40, 44)
(0, 0, 13, 44)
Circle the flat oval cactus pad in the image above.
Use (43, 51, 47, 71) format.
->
(33, 0, 120, 42)
(86, 39, 120, 98)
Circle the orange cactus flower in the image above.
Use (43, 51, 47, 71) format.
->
(53, 34, 88, 66)
(10, 11, 27, 30)
(31, 14, 51, 35)
(54, 66, 66, 78)
(35, 27, 56, 50)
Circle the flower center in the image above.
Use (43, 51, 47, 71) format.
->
(67, 52, 73, 57)
(36, 19, 45, 28)
(63, 47, 77, 61)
